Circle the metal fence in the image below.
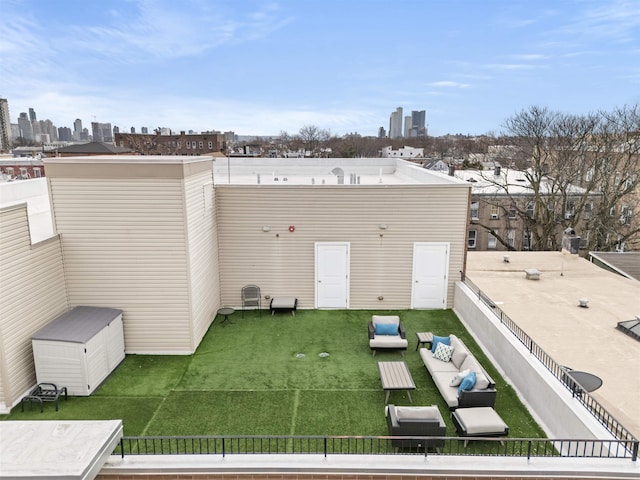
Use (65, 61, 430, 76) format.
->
(462, 275, 638, 451)
(114, 435, 638, 460)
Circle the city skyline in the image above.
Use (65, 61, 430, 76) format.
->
(1, 0, 640, 137)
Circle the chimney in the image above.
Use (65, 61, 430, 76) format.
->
(448, 164, 455, 176)
(494, 165, 501, 176)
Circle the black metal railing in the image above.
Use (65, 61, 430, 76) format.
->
(113, 435, 638, 461)
(461, 275, 639, 451)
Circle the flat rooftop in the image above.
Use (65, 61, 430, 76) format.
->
(213, 157, 468, 186)
(465, 251, 640, 439)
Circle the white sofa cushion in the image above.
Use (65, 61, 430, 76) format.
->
(449, 336, 469, 369)
(460, 354, 482, 374)
(420, 347, 459, 374)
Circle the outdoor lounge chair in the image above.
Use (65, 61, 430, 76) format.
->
(386, 404, 446, 452)
(241, 285, 261, 317)
(368, 315, 408, 355)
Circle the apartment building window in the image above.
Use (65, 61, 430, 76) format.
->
(526, 201, 534, 218)
(186, 142, 190, 149)
(470, 201, 479, 220)
(192, 141, 197, 148)
(490, 205, 499, 220)
(487, 233, 497, 250)
(33, 167, 41, 178)
(565, 201, 575, 220)
(522, 230, 531, 250)
(208, 141, 213, 149)
(199, 141, 203, 148)
(6, 167, 14, 177)
(621, 205, 632, 225)
(508, 202, 517, 219)
(468, 230, 477, 249)
(584, 202, 593, 219)
(506, 229, 515, 248)
(20, 167, 28, 178)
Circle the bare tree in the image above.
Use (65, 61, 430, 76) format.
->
(298, 125, 330, 156)
(490, 105, 640, 252)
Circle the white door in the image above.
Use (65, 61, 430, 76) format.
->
(411, 242, 449, 309)
(315, 242, 350, 308)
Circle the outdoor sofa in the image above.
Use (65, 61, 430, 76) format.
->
(420, 334, 497, 410)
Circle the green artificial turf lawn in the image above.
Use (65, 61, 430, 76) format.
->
(0, 309, 546, 439)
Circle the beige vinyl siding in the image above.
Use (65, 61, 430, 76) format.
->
(48, 178, 192, 353)
(184, 170, 220, 349)
(216, 185, 468, 309)
(0, 204, 67, 411)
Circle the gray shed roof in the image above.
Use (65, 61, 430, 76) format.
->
(32, 306, 123, 343)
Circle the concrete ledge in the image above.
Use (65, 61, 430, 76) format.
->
(99, 454, 640, 478)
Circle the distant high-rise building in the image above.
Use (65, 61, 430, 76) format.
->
(389, 107, 403, 139)
(113, 125, 120, 135)
(377, 126, 386, 138)
(91, 122, 113, 142)
(0, 98, 12, 151)
(39, 119, 57, 142)
(58, 126, 73, 142)
(73, 119, 83, 140)
(18, 113, 33, 141)
(404, 115, 412, 138)
(130, 126, 136, 134)
(28, 107, 37, 123)
(409, 110, 426, 137)
(141, 127, 148, 134)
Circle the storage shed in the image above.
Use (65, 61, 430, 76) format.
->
(31, 306, 125, 396)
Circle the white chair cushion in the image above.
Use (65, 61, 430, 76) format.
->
(371, 315, 399, 326)
(395, 405, 441, 421)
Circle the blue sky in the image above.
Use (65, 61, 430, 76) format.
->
(1, 0, 640, 137)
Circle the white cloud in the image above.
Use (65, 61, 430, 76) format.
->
(68, 0, 294, 62)
(427, 81, 470, 88)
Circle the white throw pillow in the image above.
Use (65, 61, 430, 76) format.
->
(449, 369, 470, 387)
(432, 342, 454, 362)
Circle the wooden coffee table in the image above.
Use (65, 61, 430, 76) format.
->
(377, 361, 415, 403)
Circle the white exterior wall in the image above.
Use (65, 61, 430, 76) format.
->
(48, 177, 192, 353)
(216, 184, 468, 309)
(45, 156, 218, 354)
(184, 170, 220, 349)
(0, 204, 68, 413)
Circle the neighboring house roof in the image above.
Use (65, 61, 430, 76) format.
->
(588, 252, 640, 281)
(454, 168, 590, 196)
(422, 159, 448, 170)
(54, 142, 132, 154)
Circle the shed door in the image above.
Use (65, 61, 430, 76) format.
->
(315, 242, 350, 308)
(411, 242, 449, 309)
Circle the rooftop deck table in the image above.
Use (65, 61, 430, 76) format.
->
(565, 370, 603, 393)
(217, 307, 235, 325)
(378, 361, 415, 403)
